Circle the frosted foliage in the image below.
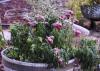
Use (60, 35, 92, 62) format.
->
(26, 0, 68, 16)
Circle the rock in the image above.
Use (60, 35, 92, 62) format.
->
(0, 30, 11, 41)
(72, 24, 90, 36)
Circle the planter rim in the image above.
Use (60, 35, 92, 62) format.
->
(1, 47, 48, 67)
(0, 0, 10, 3)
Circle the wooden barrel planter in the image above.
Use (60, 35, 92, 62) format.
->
(1, 48, 76, 71)
(1, 48, 49, 71)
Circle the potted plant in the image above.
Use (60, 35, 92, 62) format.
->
(73, 38, 98, 71)
(1, 13, 98, 71)
(1, 14, 75, 71)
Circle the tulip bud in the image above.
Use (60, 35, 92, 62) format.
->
(46, 36, 54, 44)
(53, 22, 62, 31)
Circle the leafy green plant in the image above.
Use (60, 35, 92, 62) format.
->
(0, 26, 5, 49)
(5, 13, 98, 69)
(0, 35, 5, 48)
(10, 24, 32, 60)
(7, 15, 74, 68)
(74, 39, 97, 71)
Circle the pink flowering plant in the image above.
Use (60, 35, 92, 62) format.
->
(7, 15, 74, 68)
(3, 12, 98, 70)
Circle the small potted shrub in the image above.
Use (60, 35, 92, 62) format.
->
(1, 8, 95, 70)
(74, 38, 98, 71)
(1, 15, 74, 71)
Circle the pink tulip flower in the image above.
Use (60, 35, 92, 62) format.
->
(46, 36, 54, 44)
(74, 30, 81, 37)
(54, 48, 61, 55)
(59, 15, 66, 20)
(53, 22, 62, 31)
